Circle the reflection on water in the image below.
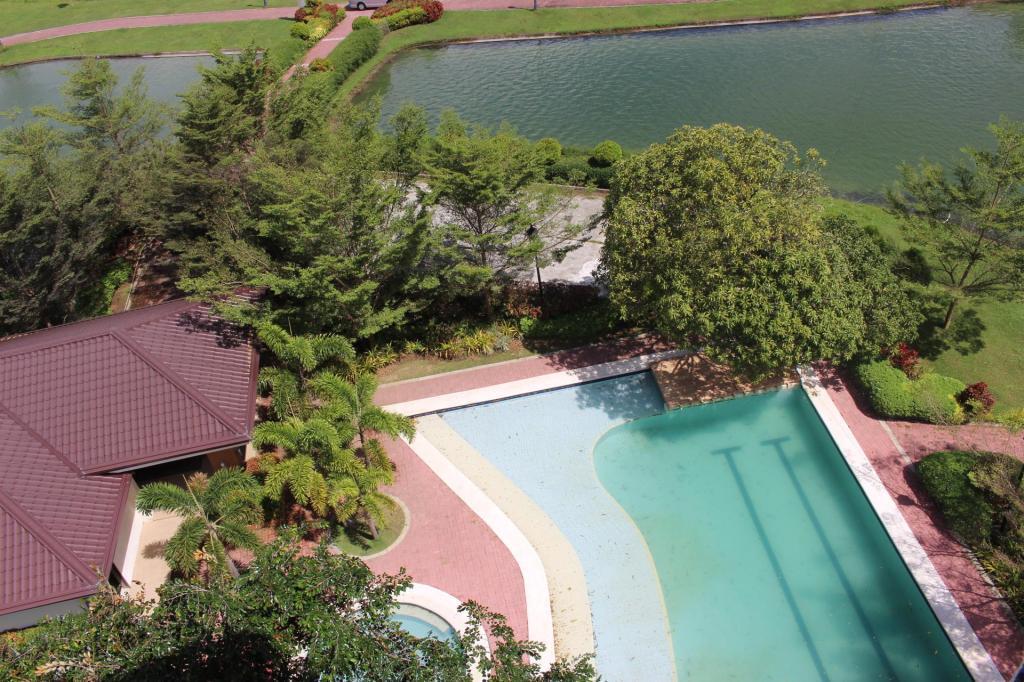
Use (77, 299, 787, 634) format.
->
(359, 5, 1024, 197)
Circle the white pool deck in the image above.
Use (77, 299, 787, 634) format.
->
(385, 354, 1001, 681)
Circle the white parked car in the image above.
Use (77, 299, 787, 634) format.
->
(346, 0, 389, 9)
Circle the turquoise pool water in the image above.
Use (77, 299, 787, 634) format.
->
(392, 603, 456, 641)
(594, 387, 967, 680)
(443, 376, 970, 680)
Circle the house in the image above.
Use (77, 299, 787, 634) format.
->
(0, 299, 259, 631)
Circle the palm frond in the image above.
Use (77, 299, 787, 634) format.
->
(164, 517, 206, 577)
(137, 482, 195, 516)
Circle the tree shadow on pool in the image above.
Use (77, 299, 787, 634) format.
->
(570, 371, 666, 422)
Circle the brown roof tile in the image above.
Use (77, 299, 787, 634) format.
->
(0, 298, 258, 618)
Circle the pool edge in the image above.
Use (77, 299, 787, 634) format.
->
(797, 365, 1002, 682)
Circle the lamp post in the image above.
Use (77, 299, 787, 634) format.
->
(525, 225, 544, 309)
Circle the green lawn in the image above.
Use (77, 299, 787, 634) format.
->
(0, 0, 295, 36)
(339, 0, 941, 96)
(0, 20, 307, 69)
(824, 197, 1024, 412)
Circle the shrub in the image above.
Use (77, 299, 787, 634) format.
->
(959, 381, 996, 416)
(889, 342, 921, 378)
(547, 156, 590, 185)
(590, 140, 623, 167)
(352, 15, 374, 29)
(290, 22, 312, 40)
(853, 360, 965, 423)
(383, 6, 427, 30)
(309, 57, 333, 72)
(372, 0, 443, 22)
(535, 137, 562, 165)
(308, 23, 330, 42)
(294, 7, 309, 21)
(327, 22, 382, 82)
(918, 451, 996, 546)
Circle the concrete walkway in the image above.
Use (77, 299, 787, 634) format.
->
(0, 8, 297, 47)
(819, 365, 1024, 679)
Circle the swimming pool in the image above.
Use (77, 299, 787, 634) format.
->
(442, 375, 969, 680)
(392, 603, 457, 642)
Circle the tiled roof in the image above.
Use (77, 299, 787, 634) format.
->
(0, 299, 258, 618)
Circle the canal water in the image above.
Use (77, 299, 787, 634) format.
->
(358, 5, 1024, 197)
(0, 56, 212, 131)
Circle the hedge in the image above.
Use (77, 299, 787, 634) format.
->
(853, 360, 965, 423)
(918, 450, 1024, 618)
(917, 451, 996, 546)
(327, 22, 382, 83)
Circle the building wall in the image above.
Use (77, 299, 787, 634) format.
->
(0, 597, 85, 632)
(111, 478, 143, 585)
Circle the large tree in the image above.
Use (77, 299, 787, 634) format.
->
(888, 117, 1024, 329)
(0, 60, 168, 333)
(424, 110, 588, 314)
(601, 123, 919, 378)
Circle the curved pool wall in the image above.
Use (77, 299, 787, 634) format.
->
(393, 603, 457, 641)
(441, 372, 675, 680)
(0, 56, 212, 132)
(594, 386, 969, 680)
(359, 5, 1024, 198)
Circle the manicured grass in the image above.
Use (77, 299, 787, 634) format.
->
(333, 498, 406, 556)
(378, 346, 535, 383)
(0, 0, 295, 36)
(825, 198, 1024, 412)
(338, 0, 940, 97)
(0, 20, 306, 70)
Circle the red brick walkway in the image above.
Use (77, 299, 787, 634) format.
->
(367, 437, 530, 638)
(818, 365, 1024, 679)
(0, 8, 296, 47)
(369, 336, 668, 644)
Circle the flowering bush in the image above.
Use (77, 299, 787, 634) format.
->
(889, 342, 921, 379)
(294, 7, 308, 21)
(958, 381, 996, 416)
(372, 0, 443, 23)
(295, 0, 343, 30)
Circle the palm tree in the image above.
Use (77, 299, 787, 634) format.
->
(252, 416, 360, 519)
(136, 468, 261, 581)
(256, 322, 355, 420)
(334, 463, 396, 541)
(309, 371, 414, 470)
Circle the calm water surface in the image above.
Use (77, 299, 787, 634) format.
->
(360, 6, 1024, 196)
(0, 56, 212, 130)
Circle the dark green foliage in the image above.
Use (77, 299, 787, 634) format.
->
(918, 450, 1024, 618)
(918, 451, 996, 545)
(0, 534, 598, 680)
(853, 360, 965, 423)
(602, 123, 920, 379)
(0, 59, 168, 335)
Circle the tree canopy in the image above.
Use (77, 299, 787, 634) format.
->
(601, 123, 919, 378)
(888, 117, 1024, 328)
(0, 534, 597, 681)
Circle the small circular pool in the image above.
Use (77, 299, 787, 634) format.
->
(392, 603, 457, 641)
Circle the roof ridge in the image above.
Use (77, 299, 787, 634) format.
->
(109, 329, 245, 437)
(0, 399, 84, 477)
(0, 487, 97, 585)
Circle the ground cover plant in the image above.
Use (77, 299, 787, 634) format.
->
(918, 450, 1024, 619)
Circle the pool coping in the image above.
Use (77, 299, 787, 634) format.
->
(798, 365, 1002, 682)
